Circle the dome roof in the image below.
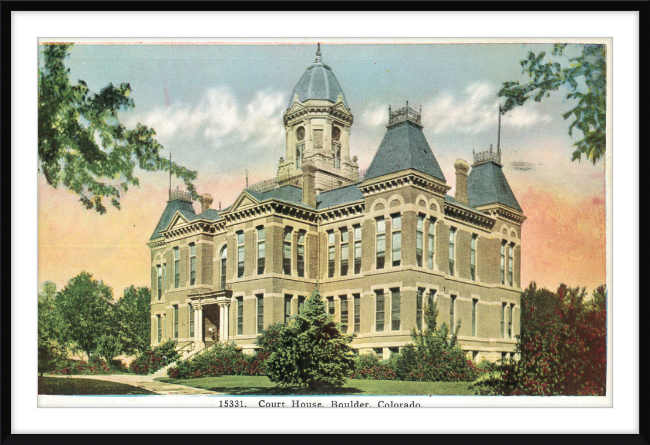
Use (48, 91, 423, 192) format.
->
(288, 45, 348, 108)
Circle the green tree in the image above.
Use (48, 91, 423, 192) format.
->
(114, 286, 151, 356)
(262, 289, 355, 390)
(498, 44, 606, 164)
(38, 43, 198, 214)
(38, 282, 69, 376)
(54, 271, 114, 360)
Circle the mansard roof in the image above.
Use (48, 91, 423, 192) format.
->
(363, 120, 446, 183)
(149, 198, 197, 240)
(316, 183, 364, 209)
(246, 184, 311, 208)
(289, 62, 348, 109)
(468, 161, 522, 212)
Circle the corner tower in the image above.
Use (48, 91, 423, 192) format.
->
(278, 44, 359, 192)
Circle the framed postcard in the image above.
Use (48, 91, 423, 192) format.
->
(4, 3, 644, 439)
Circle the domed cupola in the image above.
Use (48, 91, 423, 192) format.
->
(288, 44, 348, 108)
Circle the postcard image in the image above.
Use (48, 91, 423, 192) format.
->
(37, 38, 610, 408)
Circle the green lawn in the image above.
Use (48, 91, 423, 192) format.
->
(156, 375, 474, 395)
(38, 377, 155, 395)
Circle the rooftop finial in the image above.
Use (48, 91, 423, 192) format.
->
(315, 43, 322, 63)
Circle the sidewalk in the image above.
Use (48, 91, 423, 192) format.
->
(46, 373, 220, 395)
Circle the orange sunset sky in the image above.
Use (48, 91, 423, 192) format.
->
(37, 42, 607, 298)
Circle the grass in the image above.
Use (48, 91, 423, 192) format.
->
(38, 377, 155, 395)
(156, 375, 475, 395)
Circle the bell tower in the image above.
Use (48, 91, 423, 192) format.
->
(278, 44, 359, 192)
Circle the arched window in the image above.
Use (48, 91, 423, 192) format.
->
(220, 245, 227, 290)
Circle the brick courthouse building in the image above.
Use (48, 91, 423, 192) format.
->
(148, 46, 526, 362)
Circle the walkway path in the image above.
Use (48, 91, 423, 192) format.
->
(47, 373, 220, 395)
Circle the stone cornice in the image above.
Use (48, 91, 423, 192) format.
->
(444, 201, 496, 230)
(284, 105, 353, 127)
(358, 171, 451, 197)
(475, 204, 527, 225)
(223, 201, 318, 224)
(318, 201, 365, 223)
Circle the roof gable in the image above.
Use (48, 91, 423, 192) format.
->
(227, 191, 259, 213)
(149, 199, 196, 240)
(467, 161, 522, 212)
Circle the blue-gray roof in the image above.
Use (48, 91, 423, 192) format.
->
(196, 208, 221, 221)
(247, 185, 312, 208)
(468, 161, 522, 212)
(316, 183, 364, 209)
(289, 62, 348, 108)
(364, 120, 446, 182)
(149, 199, 196, 241)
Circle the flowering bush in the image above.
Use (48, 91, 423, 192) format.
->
(50, 356, 114, 375)
(471, 283, 607, 396)
(130, 340, 179, 375)
(169, 343, 268, 379)
(351, 364, 397, 380)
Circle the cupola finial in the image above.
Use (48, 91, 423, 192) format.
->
(315, 43, 322, 63)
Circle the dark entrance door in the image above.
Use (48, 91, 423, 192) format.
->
(203, 305, 220, 343)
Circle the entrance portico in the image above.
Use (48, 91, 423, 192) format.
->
(188, 288, 233, 349)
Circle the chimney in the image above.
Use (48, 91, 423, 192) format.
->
(301, 160, 317, 208)
(454, 159, 470, 206)
(200, 193, 213, 213)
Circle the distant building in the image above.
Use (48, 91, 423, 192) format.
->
(148, 46, 526, 362)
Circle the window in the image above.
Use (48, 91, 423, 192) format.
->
(500, 241, 506, 285)
(237, 297, 244, 335)
(327, 297, 335, 316)
(416, 215, 424, 267)
(162, 264, 166, 294)
(284, 295, 292, 323)
(283, 227, 293, 275)
(427, 289, 437, 310)
(470, 235, 477, 281)
(428, 219, 435, 269)
(508, 243, 514, 286)
(501, 302, 506, 338)
(220, 246, 227, 290)
(313, 129, 323, 149)
(237, 231, 245, 278)
(353, 294, 361, 333)
(392, 214, 401, 267)
(297, 231, 305, 278)
(174, 247, 180, 288)
(157, 315, 162, 342)
(375, 290, 385, 332)
(157, 265, 162, 300)
(298, 296, 306, 314)
(296, 144, 304, 169)
(416, 287, 425, 331)
(391, 288, 401, 331)
(340, 228, 349, 276)
(333, 143, 341, 169)
(376, 218, 386, 269)
(508, 304, 514, 338)
(472, 299, 478, 337)
(450, 295, 457, 331)
(189, 305, 195, 338)
(189, 243, 196, 286)
(257, 294, 264, 334)
(340, 296, 348, 333)
(448, 228, 456, 276)
(173, 305, 179, 339)
(328, 231, 336, 278)
(257, 227, 265, 275)
(353, 225, 362, 274)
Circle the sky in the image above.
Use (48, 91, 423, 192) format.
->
(37, 41, 607, 298)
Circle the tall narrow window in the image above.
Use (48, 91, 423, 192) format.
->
(283, 227, 292, 275)
(237, 297, 244, 335)
(157, 265, 162, 300)
(353, 294, 361, 333)
(340, 296, 348, 333)
(392, 214, 401, 267)
(298, 296, 306, 314)
(256, 294, 264, 334)
(376, 218, 386, 269)
(257, 227, 265, 275)
(450, 295, 457, 331)
(508, 243, 514, 286)
(220, 246, 227, 290)
(472, 299, 478, 337)
(508, 304, 514, 338)
(428, 219, 435, 269)
(313, 129, 323, 149)
(500, 241, 506, 285)
(189, 243, 196, 286)
(501, 302, 506, 338)
(448, 228, 456, 276)
(328, 231, 336, 278)
(333, 144, 341, 169)
(470, 235, 477, 281)
(353, 225, 362, 274)
(189, 305, 195, 338)
(174, 247, 180, 288)
(284, 295, 292, 323)
(297, 231, 305, 278)
(327, 297, 335, 316)
(173, 305, 179, 339)
(296, 145, 303, 169)
(416, 215, 424, 267)
(391, 288, 401, 331)
(340, 228, 349, 276)
(162, 263, 166, 294)
(416, 287, 425, 331)
(427, 289, 437, 310)
(375, 290, 385, 332)
(237, 231, 245, 278)
(157, 315, 162, 342)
